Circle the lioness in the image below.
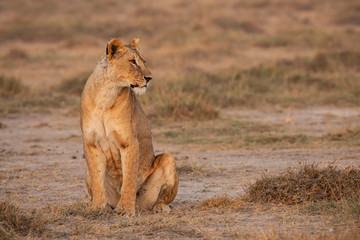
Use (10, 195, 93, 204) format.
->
(80, 38, 179, 215)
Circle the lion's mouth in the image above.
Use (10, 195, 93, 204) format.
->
(131, 84, 147, 88)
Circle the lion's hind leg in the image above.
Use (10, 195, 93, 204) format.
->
(136, 153, 179, 213)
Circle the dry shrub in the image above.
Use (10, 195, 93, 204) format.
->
(244, 164, 360, 204)
(0, 201, 47, 239)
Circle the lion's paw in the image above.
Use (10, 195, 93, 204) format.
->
(90, 200, 107, 210)
(153, 203, 171, 214)
(115, 201, 135, 217)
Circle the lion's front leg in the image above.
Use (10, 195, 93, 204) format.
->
(115, 139, 139, 215)
(84, 143, 107, 209)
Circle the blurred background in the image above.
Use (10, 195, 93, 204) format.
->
(0, 0, 359, 120)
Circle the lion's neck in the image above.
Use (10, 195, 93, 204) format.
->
(88, 58, 134, 109)
(93, 83, 132, 109)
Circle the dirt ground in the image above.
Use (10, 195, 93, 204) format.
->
(1, 107, 360, 239)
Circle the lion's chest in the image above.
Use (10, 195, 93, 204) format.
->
(82, 110, 123, 175)
(83, 107, 152, 171)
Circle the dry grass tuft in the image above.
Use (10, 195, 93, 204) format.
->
(324, 127, 360, 142)
(176, 162, 209, 176)
(54, 201, 113, 220)
(56, 72, 90, 95)
(0, 75, 26, 98)
(5, 48, 29, 60)
(307, 51, 360, 72)
(199, 195, 245, 210)
(244, 164, 360, 204)
(0, 201, 47, 239)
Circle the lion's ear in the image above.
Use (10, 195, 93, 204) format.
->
(106, 38, 125, 60)
(129, 38, 140, 50)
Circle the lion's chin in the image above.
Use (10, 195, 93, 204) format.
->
(132, 87, 147, 95)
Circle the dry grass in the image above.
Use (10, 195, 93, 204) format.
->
(50, 201, 113, 220)
(1, 192, 359, 239)
(1, 50, 360, 119)
(303, 200, 360, 219)
(244, 164, 360, 204)
(0, 201, 47, 239)
(112, 50, 360, 121)
(1, 163, 360, 239)
(56, 71, 90, 95)
(154, 118, 360, 149)
(238, 228, 360, 240)
(142, 51, 360, 121)
(0, 75, 82, 114)
(323, 128, 360, 143)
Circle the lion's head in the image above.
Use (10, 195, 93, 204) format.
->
(106, 38, 152, 95)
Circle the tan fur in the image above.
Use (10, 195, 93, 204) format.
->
(80, 38, 178, 215)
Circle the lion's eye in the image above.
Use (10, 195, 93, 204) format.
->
(130, 59, 137, 65)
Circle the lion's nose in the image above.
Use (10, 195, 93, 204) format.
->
(144, 76, 152, 83)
